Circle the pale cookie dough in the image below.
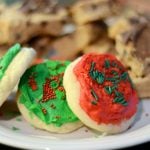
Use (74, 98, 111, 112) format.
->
(17, 102, 83, 134)
(0, 46, 36, 106)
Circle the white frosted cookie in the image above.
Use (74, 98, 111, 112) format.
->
(17, 60, 82, 133)
(0, 44, 36, 107)
(64, 53, 138, 134)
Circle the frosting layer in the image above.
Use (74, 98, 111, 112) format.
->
(0, 44, 21, 80)
(19, 60, 79, 127)
(74, 53, 138, 125)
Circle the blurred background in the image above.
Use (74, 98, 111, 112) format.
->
(0, 0, 149, 84)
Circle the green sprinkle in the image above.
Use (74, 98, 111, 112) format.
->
(90, 62, 95, 72)
(91, 100, 98, 105)
(89, 62, 105, 84)
(106, 77, 116, 82)
(112, 85, 117, 90)
(114, 75, 120, 79)
(111, 61, 117, 67)
(114, 97, 124, 103)
(89, 61, 128, 107)
(114, 90, 123, 97)
(12, 126, 19, 131)
(121, 72, 128, 80)
(16, 117, 22, 122)
(104, 86, 112, 94)
(104, 60, 110, 69)
(91, 88, 99, 105)
(113, 96, 128, 106)
(91, 89, 99, 101)
(122, 101, 128, 106)
(96, 72, 105, 84)
(111, 70, 118, 75)
(93, 71, 98, 78)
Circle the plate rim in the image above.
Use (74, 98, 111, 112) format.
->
(0, 100, 150, 150)
(0, 124, 150, 150)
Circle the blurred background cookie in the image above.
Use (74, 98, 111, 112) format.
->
(51, 21, 107, 60)
(115, 17, 150, 98)
(0, 0, 149, 98)
(71, 0, 120, 25)
(0, 0, 71, 45)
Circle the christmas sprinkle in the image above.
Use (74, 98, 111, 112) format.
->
(12, 126, 20, 131)
(42, 108, 47, 115)
(104, 59, 110, 69)
(91, 89, 99, 105)
(28, 75, 38, 91)
(16, 117, 22, 122)
(89, 60, 129, 106)
(89, 62, 105, 84)
(42, 78, 56, 102)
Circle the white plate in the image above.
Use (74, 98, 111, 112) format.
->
(0, 99, 150, 150)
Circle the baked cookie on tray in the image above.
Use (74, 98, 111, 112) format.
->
(64, 53, 138, 134)
(27, 35, 53, 58)
(0, 43, 36, 107)
(0, 0, 72, 45)
(71, 0, 120, 25)
(17, 60, 82, 133)
(52, 22, 105, 60)
(83, 37, 115, 55)
(115, 17, 150, 98)
(108, 17, 131, 40)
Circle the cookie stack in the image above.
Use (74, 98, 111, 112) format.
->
(0, 46, 138, 134)
(71, 0, 119, 56)
(0, 0, 120, 60)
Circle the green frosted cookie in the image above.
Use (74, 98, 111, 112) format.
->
(17, 60, 82, 133)
(0, 44, 36, 107)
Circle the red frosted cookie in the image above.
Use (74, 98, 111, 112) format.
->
(63, 53, 138, 134)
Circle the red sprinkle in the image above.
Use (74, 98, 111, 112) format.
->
(55, 116, 61, 119)
(58, 86, 65, 91)
(60, 73, 64, 77)
(50, 104, 56, 109)
(42, 78, 56, 102)
(50, 76, 59, 83)
(42, 108, 47, 115)
(28, 75, 38, 91)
